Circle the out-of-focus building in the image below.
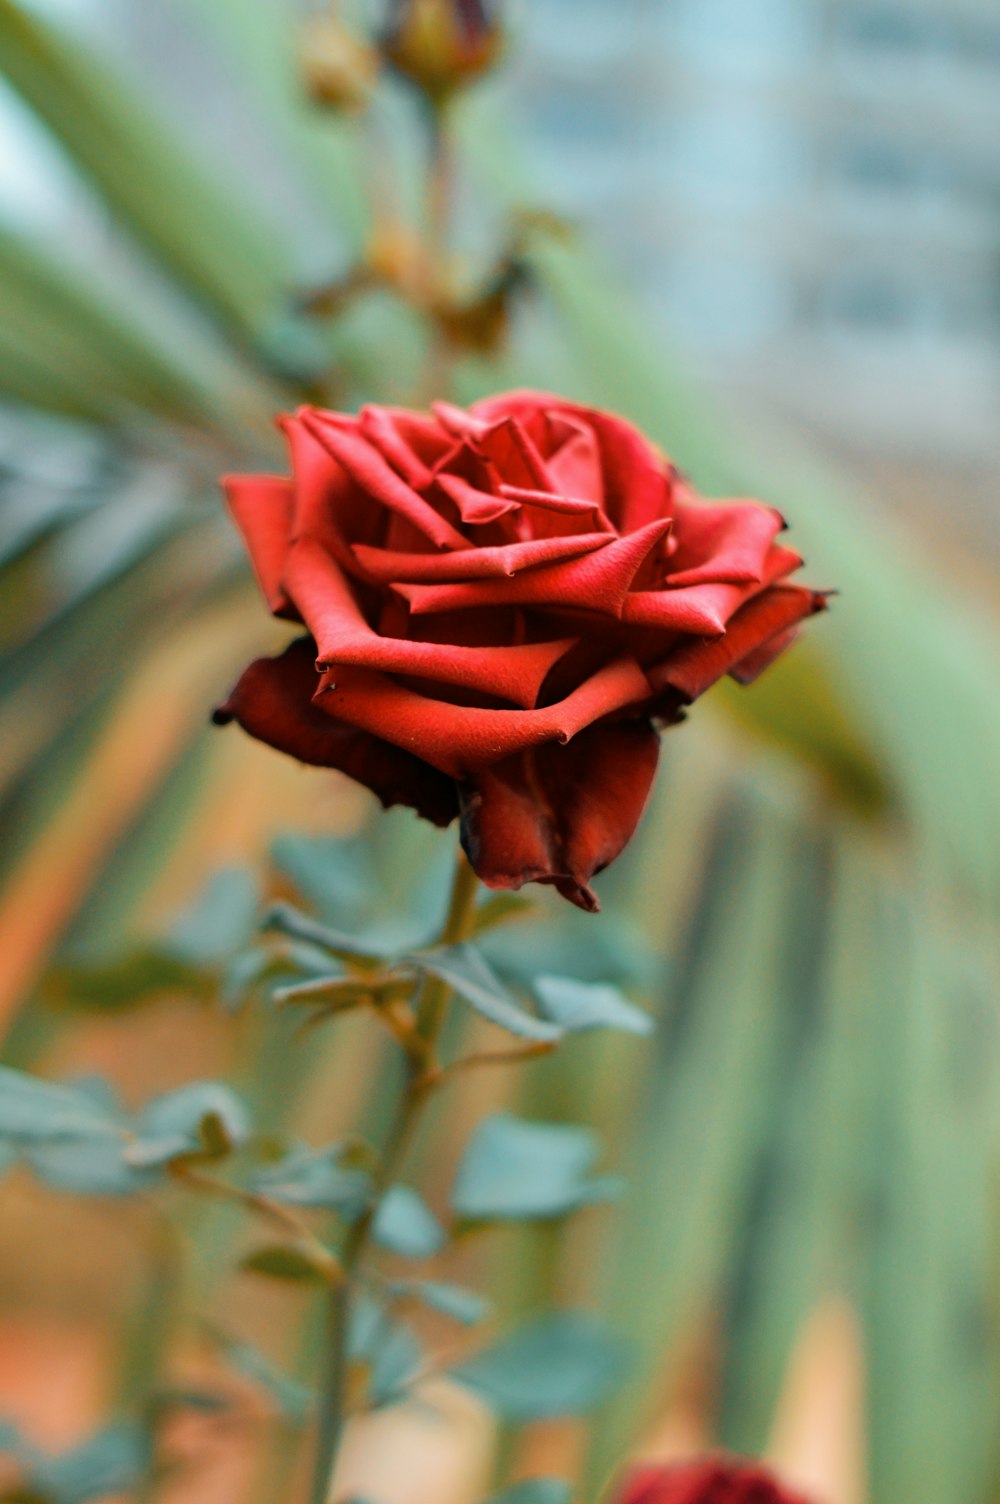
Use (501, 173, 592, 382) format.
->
(512, 0, 1000, 551)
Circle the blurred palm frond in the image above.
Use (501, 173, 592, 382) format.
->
(0, 5, 999, 1503)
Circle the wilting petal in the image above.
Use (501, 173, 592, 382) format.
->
(669, 500, 786, 586)
(651, 585, 828, 700)
(316, 656, 651, 778)
(285, 540, 573, 708)
(212, 637, 458, 826)
(223, 474, 296, 617)
(399, 518, 673, 619)
(459, 718, 660, 910)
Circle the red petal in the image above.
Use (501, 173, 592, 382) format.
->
(316, 655, 652, 778)
(474, 394, 669, 535)
(727, 622, 803, 685)
(436, 472, 519, 525)
(285, 540, 574, 708)
(459, 719, 660, 910)
(668, 499, 786, 586)
(358, 404, 444, 485)
(222, 474, 296, 617)
(398, 518, 672, 619)
(652, 585, 828, 700)
(212, 637, 457, 826)
(352, 531, 611, 582)
(624, 545, 804, 636)
(615, 1459, 812, 1504)
(497, 484, 613, 533)
(543, 412, 606, 504)
(281, 412, 372, 557)
(302, 408, 468, 550)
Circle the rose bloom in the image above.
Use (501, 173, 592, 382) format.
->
(214, 392, 826, 908)
(618, 1457, 814, 1504)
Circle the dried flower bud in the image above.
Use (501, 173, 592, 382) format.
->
(434, 258, 529, 354)
(300, 15, 379, 114)
(381, 0, 504, 102)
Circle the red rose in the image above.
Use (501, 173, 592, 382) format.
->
(214, 392, 825, 908)
(618, 1457, 814, 1504)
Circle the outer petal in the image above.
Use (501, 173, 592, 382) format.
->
(623, 545, 804, 637)
(212, 637, 458, 826)
(617, 1458, 811, 1504)
(651, 584, 828, 700)
(458, 718, 660, 911)
(316, 655, 652, 778)
(285, 540, 574, 708)
(667, 500, 786, 586)
(222, 474, 296, 617)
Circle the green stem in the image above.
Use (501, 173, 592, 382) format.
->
(421, 97, 455, 404)
(310, 1283, 350, 1504)
(117, 1211, 184, 1504)
(308, 848, 479, 1504)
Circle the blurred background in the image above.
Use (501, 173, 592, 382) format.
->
(1, 2, 999, 1503)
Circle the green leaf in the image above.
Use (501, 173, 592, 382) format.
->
(261, 902, 386, 969)
(0, 1065, 116, 1141)
(452, 1114, 622, 1225)
(241, 1246, 329, 1284)
(251, 1144, 371, 1215)
(489, 1480, 573, 1504)
(24, 1135, 149, 1198)
(165, 867, 260, 967)
(220, 948, 273, 1013)
(534, 975, 653, 1037)
(0, 1423, 144, 1504)
(207, 1329, 312, 1422)
(411, 945, 561, 1042)
(0, 1070, 248, 1192)
(127, 1081, 249, 1168)
(41, 1426, 142, 1504)
(270, 835, 376, 924)
(451, 1312, 630, 1421)
(393, 1280, 491, 1327)
(272, 976, 378, 1010)
(372, 1185, 446, 1259)
(349, 1297, 422, 1408)
(41, 950, 215, 1013)
(0, 1069, 153, 1197)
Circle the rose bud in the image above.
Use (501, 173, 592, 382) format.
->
(214, 392, 827, 910)
(299, 15, 379, 114)
(618, 1456, 815, 1503)
(381, 0, 504, 102)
